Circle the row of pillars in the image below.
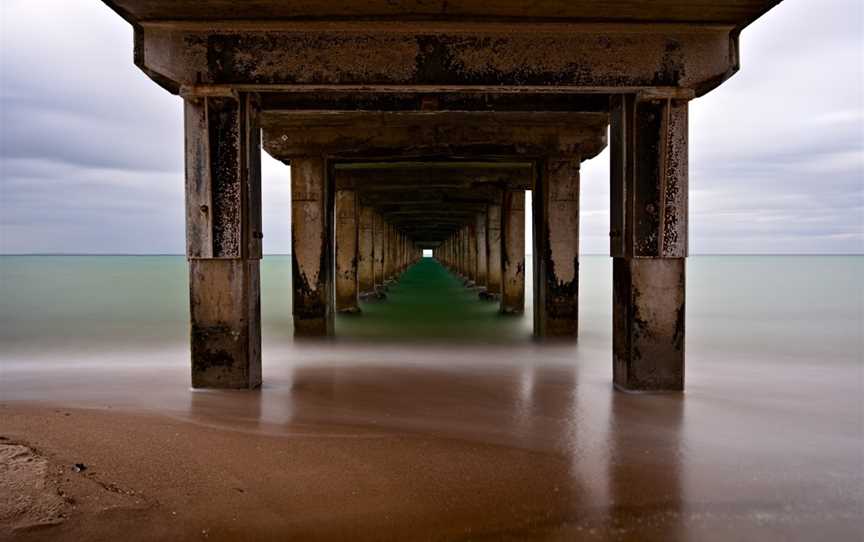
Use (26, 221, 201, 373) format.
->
(335, 190, 421, 314)
(183, 91, 688, 394)
(433, 191, 526, 315)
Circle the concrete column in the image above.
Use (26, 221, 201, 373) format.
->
(610, 94, 688, 392)
(501, 190, 525, 314)
(476, 211, 488, 288)
(335, 190, 359, 313)
(184, 92, 262, 389)
(291, 157, 334, 336)
(373, 213, 385, 290)
(485, 202, 503, 298)
(533, 158, 580, 337)
(357, 206, 375, 296)
(468, 222, 478, 285)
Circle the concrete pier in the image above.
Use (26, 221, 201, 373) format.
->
(610, 95, 688, 392)
(105, 0, 782, 392)
(335, 190, 360, 313)
(501, 191, 526, 315)
(534, 159, 581, 338)
(291, 158, 333, 337)
(184, 92, 262, 389)
(485, 202, 503, 300)
(357, 206, 375, 297)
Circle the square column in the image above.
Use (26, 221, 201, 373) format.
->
(475, 211, 488, 288)
(501, 190, 525, 314)
(335, 190, 360, 313)
(291, 157, 334, 336)
(610, 94, 688, 392)
(485, 202, 503, 298)
(533, 158, 580, 338)
(357, 206, 375, 295)
(373, 213, 385, 290)
(185, 92, 262, 389)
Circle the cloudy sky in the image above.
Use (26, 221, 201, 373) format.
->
(1, 0, 861, 255)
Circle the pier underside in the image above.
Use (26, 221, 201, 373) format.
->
(102, 0, 781, 391)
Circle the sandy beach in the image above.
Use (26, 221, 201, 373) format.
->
(3, 338, 862, 541)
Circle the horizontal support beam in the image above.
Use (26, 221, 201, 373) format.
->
(263, 111, 607, 159)
(134, 21, 738, 97)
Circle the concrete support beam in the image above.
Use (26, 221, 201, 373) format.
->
(184, 92, 262, 389)
(485, 202, 503, 298)
(476, 211, 488, 288)
(291, 157, 334, 336)
(501, 190, 525, 314)
(335, 190, 360, 313)
(610, 95, 688, 392)
(358, 206, 375, 295)
(533, 158, 580, 338)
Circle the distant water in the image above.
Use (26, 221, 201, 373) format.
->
(1, 255, 860, 363)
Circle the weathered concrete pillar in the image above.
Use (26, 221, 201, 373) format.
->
(485, 202, 503, 298)
(476, 211, 488, 288)
(185, 93, 262, 389)
(373, 213, 385, 290)
(291, 157, 334, 336)
(610, 94, 688, 392)
(533, 158, 580, 337)
(501, 190, 525, 314)
(358, 206, 375, 296)
(335, 190, 359, 313)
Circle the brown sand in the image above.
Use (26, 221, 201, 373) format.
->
(1, 342, 862, 540)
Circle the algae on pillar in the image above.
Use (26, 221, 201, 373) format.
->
(501, 190, 525, 314)
(373, 212, 385, 292)
(185, 92, 262, 389)
(610, 94, 688, 392)
(534, 158, 580, 338)
(335, 190, 360, 313)
(291, 158, 334, 336)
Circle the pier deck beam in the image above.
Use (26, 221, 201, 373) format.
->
(184, 92, 262, 389)
(335, 190, 360, 313)
(610, 94, 688, 392)
(534, 158, 580, 338)
(291, 158, 334, 336)
(501, 190, 526, 314)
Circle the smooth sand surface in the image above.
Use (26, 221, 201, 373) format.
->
(2, 341, 861, 541)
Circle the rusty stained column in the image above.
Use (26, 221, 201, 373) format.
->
(610, 94, 688, 392)
(291, 158, 334, 336)
(501, 190, 525, 314)
(334, 190, 360, 313)
(357, 206, 375, 297)
(485, 202, 503, 300)
(475, 210, 488, 289)
(373, 212, 385, 292)
(185, 92, 262, 389)
(534, 158, 580, 338)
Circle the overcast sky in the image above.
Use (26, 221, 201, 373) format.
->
(1, 0, 861, 254)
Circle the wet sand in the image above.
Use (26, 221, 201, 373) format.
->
(2, 340, 862, 541)
(1, 258, 862, 540)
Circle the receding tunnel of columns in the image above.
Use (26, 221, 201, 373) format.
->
(260, 110, 610, 352)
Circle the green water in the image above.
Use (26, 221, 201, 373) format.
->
(337, 258, 531, 342)
(0, 255, 861, 366)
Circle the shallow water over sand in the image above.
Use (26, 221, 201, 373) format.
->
(1, 255, 862, 539)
